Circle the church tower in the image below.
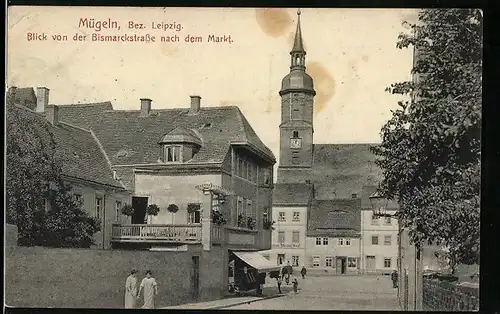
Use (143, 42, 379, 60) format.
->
(277, 9, 316, 183)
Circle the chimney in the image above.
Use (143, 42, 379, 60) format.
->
(140, 98, 152, 117)
(189, 95, 201, 114)
(36, 87, 50, 112)
(46, 105, 59, 125)
(351, 193, 357, 199)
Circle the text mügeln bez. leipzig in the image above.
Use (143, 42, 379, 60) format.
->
(26, 18, 233, 44)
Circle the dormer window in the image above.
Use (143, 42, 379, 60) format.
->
(164, 145, 182, 162)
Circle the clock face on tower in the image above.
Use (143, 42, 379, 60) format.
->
(290, 138, 302, 149)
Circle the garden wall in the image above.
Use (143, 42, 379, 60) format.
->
(5, 244, 225, 308)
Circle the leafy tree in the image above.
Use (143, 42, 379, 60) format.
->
(372, 9, 481, 272)
(41, 181, 101, 248)
(6, 98, 60, 245)
(6, 97, 101, 248)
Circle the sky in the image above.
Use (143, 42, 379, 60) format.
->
(7, 7, 418, 165)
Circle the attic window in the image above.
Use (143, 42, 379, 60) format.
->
(164, 145, 182, 162)
(293, 131, 299, 138)
(203, 123, 212, 128)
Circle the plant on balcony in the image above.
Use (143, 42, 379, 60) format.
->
(247, 217, 256, 230)
(263, 220, 275, 230)
(237, 214, 246, 228)
(167, 204, 179, 213)
(121, 204, 135, 217)
(146, 204, 160, 216)
(212, 210, 227, 226)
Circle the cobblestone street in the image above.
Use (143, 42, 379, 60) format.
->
(225, 275, 400, 311)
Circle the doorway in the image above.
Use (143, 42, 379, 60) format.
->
(366, 255, 376, 271)
(191, 256, 200, 301)
(277, 254, 285, 266)
(336, 257, 347, 274)
(131, 197, 148, 224)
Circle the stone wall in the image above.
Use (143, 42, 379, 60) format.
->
(5, 244, 225, 308)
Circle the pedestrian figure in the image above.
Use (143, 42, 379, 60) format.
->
(277, 276, 283, 294)
(124, 269, 138, 309)
(292, 278, 299, 294)
(391, 270, 398, 288)
(301, 266, 307, 279)
(284, 261, 292, 284)
(138, 270, 158, 309)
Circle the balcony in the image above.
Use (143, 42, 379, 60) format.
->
(111, 224, 202, 244)
(211, 224, 271, 250)
(272, 242, 301, 248)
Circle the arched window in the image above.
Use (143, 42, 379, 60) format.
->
(293, 131, 299, 138)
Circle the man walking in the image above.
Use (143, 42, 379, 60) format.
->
(277, 276, 283, 294)
(300, 266, 307, 279)
(391, 270, 398, 288)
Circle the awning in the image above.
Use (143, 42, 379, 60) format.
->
(232, 251, 281, 273)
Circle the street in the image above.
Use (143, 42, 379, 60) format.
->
(225, 275, 400, 311)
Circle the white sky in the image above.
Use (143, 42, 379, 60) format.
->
(7, 7, 418, 163)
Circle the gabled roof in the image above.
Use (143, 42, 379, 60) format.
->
(278, 143, 382, 199)
(273, 183, 313, 205)
(159, 126, 203, 146)
(9, 104, 125, 189)
(48, 103, 275, 166)
(307, 198, 361, 236)
(7, 87, 37, 110)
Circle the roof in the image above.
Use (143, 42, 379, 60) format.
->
(307, 198, 361, 235)
(272, 183, 313, 205)
(9, 104, 125, 189)
(48, 104, 275, 166)
(360, 185, 400, 210)
(277, 143, 383, 199)
(159, 126, 203, 146)
(7, 87, 37, 110)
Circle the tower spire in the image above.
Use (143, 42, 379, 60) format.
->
(290, 9, 306, 70)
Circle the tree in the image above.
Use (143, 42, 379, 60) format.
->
(371, 9, 481, 271)
(6, 99, 60, 245)
(41, 181, 101, 248)
(6, 98, 102, 248)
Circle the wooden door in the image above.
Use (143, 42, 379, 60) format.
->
(191, 256, 200, 301)
(335, 257, 342, 275)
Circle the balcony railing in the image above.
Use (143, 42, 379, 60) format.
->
(112, 224, 202, 244)
(272, 242, 301, 248)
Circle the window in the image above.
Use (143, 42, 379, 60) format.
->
(237, 197, 244, 218)
(188, 203, 201, 223)
(263, 208, 269, 223)
(115, 200, 122, 222)
(312, 256, 320, 267)
(384, 258, 392, 268)
(322, 237, 329, 245)
(44, 198, 50, 212)
(278, 212, 286, 222)
(338, 238, 344, 246)
(346, 238, 351, 246)
(384, 217, 392, 225)
(371, 235, 379, 245)
(278, 231, 285, 244)
(371, 214, 379, 225)
(293, 131, 299, 138)
(293, 212, 300, 221)
(292, 231, 300, 244)
(384, 235, 392, 245)
(165, 145, 181, 162)
(263, 168, 271, 186)
(348, 257, 357, 268)
(238, 158, 244, 177)
(292, 256, 299, 267)
(338, 238, 351, 246)
(246, 199, 253, 218)
(74, 193, 82, 204)
(325, 256, 333, 267)
(95, 196, 103, 219)
(316, 237, 321, 245)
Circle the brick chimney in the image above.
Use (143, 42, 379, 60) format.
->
(36, 87, 50, 112)
(140, 98, 152, 117)
(189, 95, 201, 115)
(46, 105, 59, 125)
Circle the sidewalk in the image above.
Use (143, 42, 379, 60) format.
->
(161, 283, 294, 309)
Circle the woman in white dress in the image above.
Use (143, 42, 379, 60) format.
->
(124, 269, 138, 308)
(138, 270, 158, 309)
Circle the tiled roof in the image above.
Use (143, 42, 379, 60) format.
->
(307, 198, 361, 234)
(10, 104, 124, 189)
(278, 144, 383, 199)
(272, 183, 313, 205)
(49, 104, 275, 166)
(7, 87, 37, 110)
(360, 185, 399, 210)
